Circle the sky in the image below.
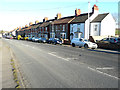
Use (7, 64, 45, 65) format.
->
(0, 0, 119, 31)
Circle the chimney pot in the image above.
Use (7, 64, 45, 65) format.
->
(35, 20, 39, 24)
(29, 22, 33, 26)
(92, 4, 99, 13)
(56, 13, 61, 19)
(25, 24, 28, 27)
(75, 8, 81, 16)
(43, 17, 48, 22)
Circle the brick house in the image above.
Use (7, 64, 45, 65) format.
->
(38, 17, 55, 38)
(50, 13, 75, 40)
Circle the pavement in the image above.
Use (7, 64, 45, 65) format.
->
(2, 38, 118, 88)
(0, 39, 2, 89)
(62, 44, 120, 54)
(0, 39, 21, 89)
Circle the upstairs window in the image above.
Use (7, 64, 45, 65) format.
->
(63, 25, 65, 31)
(94, 25, 98, 31)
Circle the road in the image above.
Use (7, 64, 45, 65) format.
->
(2, 38, 119, 88)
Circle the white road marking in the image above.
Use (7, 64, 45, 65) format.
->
(48, 52, 69, 61)
(25, 45, 29, 47)
(67, 58, 78, 60)
(88, 66, 119, 80)
(96, 67, 114, 70)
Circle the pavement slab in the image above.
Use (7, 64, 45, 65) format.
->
(0, 39, 2, 89)
(1, 39, 16, 88)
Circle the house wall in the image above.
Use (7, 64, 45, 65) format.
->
(12, 30, 16, 36)
(70, 23, 85, 40)
(85, 12, 99, 39)
(90, 22, 101, 36)
(101, 14, 115, 36)
(50, 24, 68, 39)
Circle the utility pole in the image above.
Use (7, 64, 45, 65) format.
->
(88, 1, 90, 40)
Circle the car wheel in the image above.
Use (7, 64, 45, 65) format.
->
(54, 42, 56, 45)
(79, 46, 82, 48)
(84, 44, 88, 48)
(72, 43, 75, 47)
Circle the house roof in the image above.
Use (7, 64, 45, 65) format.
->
(20, 28, 26, 31)
(52, 16, 75, 24)
(39, 22, 51, 27)
(70, 13, 93, 23)
(30, 24, 38, 29)
(91, 13, 109, 22)
(25, 25, 33, 30)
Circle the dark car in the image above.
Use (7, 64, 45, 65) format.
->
(98, 37, 120, 44)
(38, 38, 48, 43)
(48, 38, 62, 45)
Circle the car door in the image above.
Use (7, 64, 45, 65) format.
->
(75, 39, 79, 46)
(78, 39, 83, 46)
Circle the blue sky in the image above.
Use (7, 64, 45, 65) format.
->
(0, 0, 119, 31)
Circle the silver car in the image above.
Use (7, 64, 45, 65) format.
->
(71, 38, 98, 49)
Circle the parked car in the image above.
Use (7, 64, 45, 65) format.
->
(17, 35, 21, 40)
(24, 36, 28, 40)
(6, 36, 13, 39)
(71, 38, 98, 49)
(28, 37, 32, 41)
(32, 37, 39, 42)
(48, 38, 62, 45)
(97, 37, 120, 44)
(38, 38, 48, 43)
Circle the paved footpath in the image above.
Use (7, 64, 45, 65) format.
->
(0, 39, 2, 90)
(0, 39, 16, 88)
(62, 44, 120, 54)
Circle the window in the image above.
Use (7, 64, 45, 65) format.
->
(77, 24, 80, 32)
(71, 25, 73, 32)
(46, 27, 47, 31)
(56, 25, 58, 30)
(60, 33, 66, 39)
(50, 33, 55, 38)
(63, 25, 65, 31)
(52, 25, 54, 32)
(94, 25, 98, 31)
(60, 25, 62, 30)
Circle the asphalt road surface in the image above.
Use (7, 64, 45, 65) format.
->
(2, 38, 119, 88)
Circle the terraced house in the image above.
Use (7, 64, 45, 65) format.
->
(14, 4, 115, 42)
(38, 17, 55, 39)
(50, 13, 75, 40)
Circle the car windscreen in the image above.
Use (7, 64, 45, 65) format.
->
(55, 38, 59, 40)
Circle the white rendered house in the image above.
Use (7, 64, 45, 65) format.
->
(70, 5, 115, 40)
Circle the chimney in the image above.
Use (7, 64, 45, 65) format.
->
(29, 22, 33, 26)
(75, 8, 81, 16)
(25, 24, 28, 27)
(43, 17, 48, 22)
(35, 20, 39, 24)
(56, 13, 61, 19)
(92, 4, 99, 13)
(19, 27, 21, 30)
